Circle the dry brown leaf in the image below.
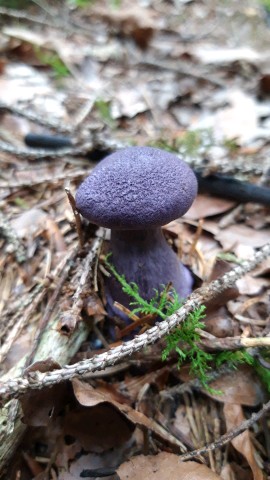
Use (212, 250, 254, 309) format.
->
(44, 217, 66, 252)
(64, 404, 134, 452)
(205, 366, 265, 406)
(11, 208, 48, 238)
(90, 5, 157, 48)
(236, 276, 270, 296)
(117, 452, 222, 479)
(72, 379, 186, 452)
(220, 463, 236, 480)
(213, 90, 258, 145)
(184, 194, 236, 220)
(84, 292, 107, 320)
(120, 366, 170, 402)
(204, 308, 234, 338)
(205, 258, 239, 311)
(215, 225, 269, 250)
(193, 46, 261, 65)
(173, 405, 192, 439)
(223, 403, 264, 480)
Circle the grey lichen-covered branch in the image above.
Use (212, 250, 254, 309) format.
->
(1, 241, 269, 403)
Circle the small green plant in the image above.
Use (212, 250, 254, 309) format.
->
(105, 256, 270, 394)
(223, 137, 239, 154)
(105, 255, 215, 389)
(259, 0, 270, 13)
(104, 255, 182, 319)
(0, 0, 31, 7)
(35, 48, 70, 79)
(94, 99, 115, 128)
(162, 305, 217, 390)
(149, 129, 215, 158)
(68, 0, 96, 7)
(216, 252, 243, 265)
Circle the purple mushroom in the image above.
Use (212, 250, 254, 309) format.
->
(76, 146, 197, 319)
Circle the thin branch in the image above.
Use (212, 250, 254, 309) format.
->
(0, 242, 269, 403)
(0, 246, 79, 365)
(179, 399, 270, 461)
(198, 330, 270, 351)
(65, 187, 84, 249)
(0, 102, 73, 134)
(0, 140, 93, 159)
(0, 169, 86, 189)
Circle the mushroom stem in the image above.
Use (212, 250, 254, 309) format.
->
(105, 228, 193, 317)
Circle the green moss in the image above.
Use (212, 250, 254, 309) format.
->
(105, 256, 270, 395)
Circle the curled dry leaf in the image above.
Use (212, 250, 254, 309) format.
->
(117, 452, 222, 479)
(72, 379, 187, 452)
(84, 291, 107, 320)
(223, 403, 264, 480)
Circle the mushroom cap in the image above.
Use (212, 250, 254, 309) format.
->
(76, 146, 197, 229)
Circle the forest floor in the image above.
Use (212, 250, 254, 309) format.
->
(0, 0, 270, 479)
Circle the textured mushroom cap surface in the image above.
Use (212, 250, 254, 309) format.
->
(76, 146, 197, 229)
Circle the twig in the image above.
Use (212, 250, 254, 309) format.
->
(0, 102, 73, 134)
(0, 140, 93, 159)
(179, 399, 270, 461)
(0, 6, 94, 38)
(160, 364, 234, 399)
(65, 187, 84, 249)
(198, 331, 270, 351)
(0, 211, 26, 263)
(27, 238, 102, 365)
(59, 237, 102, 327)
(0, 242, 269, 403)
(0, 246, 79, 366)
(25, 253, 77, 366)
(0, 168, 86, 189)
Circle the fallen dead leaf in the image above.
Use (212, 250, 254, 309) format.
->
(204, 366, 265, 407)
(72, 379, 187, 452)
(64, 404, 134, 452)
(223, 403, 264, 480)
(11, 208, 48, 238)
(117, 452, 222, 479)
(184, 194, 236, 220)
(215, 225, 270, 250)
(236, 275, 270, 296)
(193, 46, 262, 66)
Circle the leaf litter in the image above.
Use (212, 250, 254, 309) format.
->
(0, 0, 269, 479)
